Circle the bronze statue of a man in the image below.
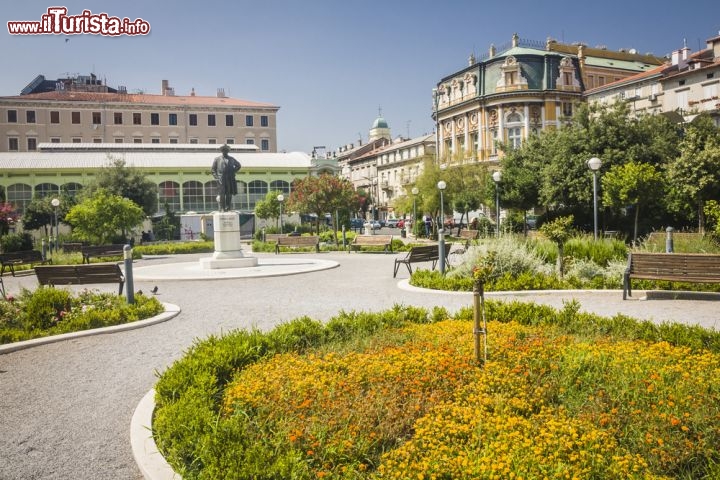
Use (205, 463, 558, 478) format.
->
(211, 144, 241, 211)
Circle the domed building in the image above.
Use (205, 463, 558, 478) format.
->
(433, 33, 664, 163)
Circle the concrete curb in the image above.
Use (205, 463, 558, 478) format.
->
(0, 302, 181, 355)
(131, 389, 181, 480)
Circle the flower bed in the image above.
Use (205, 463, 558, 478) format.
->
(153, 302, 720, 479)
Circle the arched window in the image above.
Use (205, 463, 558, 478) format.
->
(204, 181, 219, 211)
(35, 183, 59, 199)
(505, 110, 524, 148)
(61, 182, 83, 200)
(159, 181, 180, 213)
(270, 180, 290, 194)
(7, 183, 32, 213)
(233, 181, 248, 210)
(182, 181, 204, 212)
(247, 180, 267, 210)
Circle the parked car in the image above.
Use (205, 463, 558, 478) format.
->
(350, 218, 364, 229)
(386, 218, 400, 228)
(365, 220, 382, 230)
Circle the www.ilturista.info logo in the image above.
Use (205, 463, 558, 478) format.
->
(7, 7, 150, 36)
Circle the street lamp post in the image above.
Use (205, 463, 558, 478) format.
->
(411, 187, 419, 237)
(492, 171, 501, 238)
(51, 198, 60, 252)
(587, 157, 602, 241)
(437, 180, 447, 274)
(277, 194, 284, 233)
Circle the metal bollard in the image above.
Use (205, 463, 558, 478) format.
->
(665, 226, 674, 253)
(124, 245, 134, 304)
(438, 228, 446, 274)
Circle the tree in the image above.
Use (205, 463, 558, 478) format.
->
(65, 190, 145, 244)
(0, 202, 19, 236)
(287, 174, 358, 242)
(499, 134, 542, 233)
(83, 156, 158, 216)
(666, 114, 720, 233)
(601, 161, 663, 243)
(20, 194, 75, 236)
(254, 190, 284, 231)
(540, 215, 575, 277)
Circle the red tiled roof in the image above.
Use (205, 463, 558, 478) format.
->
(0, 91, 278, 108)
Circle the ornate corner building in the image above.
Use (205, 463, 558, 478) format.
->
(433, 33, 664, 163)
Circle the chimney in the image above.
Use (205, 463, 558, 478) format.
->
(161, 79, 169, 95)
(190, 87, 196, 96)
(217, 88, 225, 98)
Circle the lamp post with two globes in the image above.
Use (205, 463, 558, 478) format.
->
(492, 171, 501, 238)
(437, 180, 447, 274)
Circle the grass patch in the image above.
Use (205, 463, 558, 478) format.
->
(153, 302, 720, 479)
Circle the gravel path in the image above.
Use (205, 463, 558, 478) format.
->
(1, 251, 718, 479)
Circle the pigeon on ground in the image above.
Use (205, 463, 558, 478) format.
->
(151, 286, 159, 294)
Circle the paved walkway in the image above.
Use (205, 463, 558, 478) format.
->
(1, 250, 719, 479)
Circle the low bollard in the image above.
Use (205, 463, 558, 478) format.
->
(438, 228, 446, 274)
(41, 238, 47, 261)
(473, 279, 488, 365)
(666, 226, 674, 253)
(124, 245, 134, 304)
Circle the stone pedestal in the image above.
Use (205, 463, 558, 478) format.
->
(200, 212, 257, 269)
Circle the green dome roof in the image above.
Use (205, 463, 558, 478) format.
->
(372, 117, 389, 129)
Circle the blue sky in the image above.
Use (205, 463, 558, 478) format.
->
(2, 1, 719, 153)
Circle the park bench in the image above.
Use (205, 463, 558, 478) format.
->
(35, 263, 126, 295)
(349, 235, 393, 253)
(394, 244, 451, 277)
(81, 244, 126, 264)
(62, 242, 83, 253)
(623, 252, 720, 300)
(264, 233, 283, 243)
(451, 229, 480, 255)
(275, 235, 320, 254)
(0, 250, 50, 277)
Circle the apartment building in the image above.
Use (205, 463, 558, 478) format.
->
(434, 33, 664, 163)
(0, 75, 279, 152)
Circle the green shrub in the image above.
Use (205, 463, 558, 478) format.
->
(0, 232, 34, 252)
(564, 236, 628, 266)
(134, 241, 214, 256)
(0, 288, 164, 344)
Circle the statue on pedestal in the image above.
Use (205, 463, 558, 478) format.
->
(211, 144, 241, 211)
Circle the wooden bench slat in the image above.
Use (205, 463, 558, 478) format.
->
(35, 264, 125, 295)
(623, 252, 720, 299)
(0, 250, 50, 276)
(274, 235, 320, 254)
(349, 235, 393, 253)
(81, 244, 126, 264)
(393, 245, 446, 277)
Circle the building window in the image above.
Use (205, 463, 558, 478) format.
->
(208, 114, 216, 127)
(246, 115, 253, 127)
(7, 110, 17, 123)
(8, 138, 19, 151)
(261, 116, 269, 127)
(51, 137, 61, 143)
(72, 137, 82, 143)
(169, 138, 178, 144)
(50, 111, 60, 124)
(189, 138, 198, 144)
(159, 181, 181, 213)
(26, 111, 36, 123)
(562, 102, 573, 117)
(507, 127, 522, 148)
(114, 112, 123, 124)
(115, 138, 123, 143)
(92, 112, 101, 125)
(225, 114, 233, 126)
(169, 113, 177, 125)
(708, 73, 715, 79)
(133, 113, 142, 125)
(261, 139, 269, 151)
(246, 139, 255, 145)
(93, 138, 102, 144)
(189, 114, 197, 126)
(226, 139, 235, 144)
(248, 180, 268, 209)
(679, 80, 686, 86)
(208, 138, 217, 144)
(151, 113, 160, 125)
(182, 181, 205, 212)
(151, 137, 160, 143)
(72, 111, 81, 124)
(133, 138, 142, 143)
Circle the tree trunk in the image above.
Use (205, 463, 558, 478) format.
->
(633, 203, 640, 244)
(699, 201, 706, 234)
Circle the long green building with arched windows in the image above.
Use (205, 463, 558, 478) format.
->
(0, 143, 337, 216)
